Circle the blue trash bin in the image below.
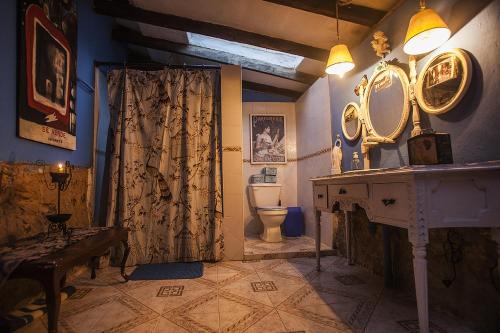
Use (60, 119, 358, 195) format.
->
(283, 207, 304, 237)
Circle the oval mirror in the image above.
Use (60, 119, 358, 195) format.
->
(416, 48, 472, 115)
(341, 102, 361, 141)
(364, 65, 410, 140)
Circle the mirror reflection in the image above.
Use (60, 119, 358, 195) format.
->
(368, 69, 405, 138)
(343, 104, 359, 139)
(422, 53, 464, 109)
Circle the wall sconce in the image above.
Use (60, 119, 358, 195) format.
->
(325, 1, 355, 77)
(403, 0, 451, 55)
(43, 161, 73, 238)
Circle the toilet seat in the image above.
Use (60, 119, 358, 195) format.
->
(257, 206, 287, 215)
(257, 206, 286, 211)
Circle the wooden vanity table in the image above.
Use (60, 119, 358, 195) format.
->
(311, 161, 500, 333)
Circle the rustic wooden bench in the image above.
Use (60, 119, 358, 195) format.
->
(6, 227, 130, 333)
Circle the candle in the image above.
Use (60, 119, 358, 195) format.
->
(57, 163, 64, 173)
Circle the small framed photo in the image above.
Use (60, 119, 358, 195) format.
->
(250, 114, 286, 164)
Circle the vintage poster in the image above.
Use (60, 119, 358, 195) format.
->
(250, 114, 286, 164)
(18, 0, 77, 150)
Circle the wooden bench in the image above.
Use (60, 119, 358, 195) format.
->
(6, 227, 130, 333)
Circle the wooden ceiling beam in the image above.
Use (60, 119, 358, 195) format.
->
(112, 27, 318, 85)
(263, 0, 386, 27)
(242, 81, 303, 100)
(93, 0, 329, 61)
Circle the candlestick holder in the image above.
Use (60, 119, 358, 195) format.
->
(43, 161, 73, 239)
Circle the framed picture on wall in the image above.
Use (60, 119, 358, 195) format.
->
(250, 114, 287, 164)
(18, 1, 78, 150)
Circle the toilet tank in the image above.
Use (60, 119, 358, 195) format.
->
(248, 184, 282, 208)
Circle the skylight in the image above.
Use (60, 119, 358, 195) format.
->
(187, 33, 304, 70)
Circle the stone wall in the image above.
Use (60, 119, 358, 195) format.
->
(333, 210, 500, 333)
(0, 162, 91, 244)
(0, 162, 92, 311)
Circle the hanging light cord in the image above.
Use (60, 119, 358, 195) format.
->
(336, 1, 340, 41)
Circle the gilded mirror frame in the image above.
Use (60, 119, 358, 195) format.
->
(363, 63, 410, 141)
(341, 102, 361, 141)
(416, 48, 472, 115)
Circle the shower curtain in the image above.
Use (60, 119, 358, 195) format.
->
(105, 68, 223, 265)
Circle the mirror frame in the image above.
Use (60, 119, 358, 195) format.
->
(341, 102, 361, 141)
(416, 48, 472, 115)
(363, 63, 410, 141)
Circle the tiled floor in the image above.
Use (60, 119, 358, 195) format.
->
(19, 256, 476, 333)
(244, 235, 334, 260)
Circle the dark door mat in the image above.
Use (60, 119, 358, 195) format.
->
(129, 262, 204, 280)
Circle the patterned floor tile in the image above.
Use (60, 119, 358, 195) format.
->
(220, 272, 273, 306)
(251, 281, 278, 292)
(60, 293, 159, 333)
(218, 290, 273, 332)
(277, 284, 376, 332)
(236, 309, 287, 333)
(256, 271, 307, 306)
(278, 309, 352, 333)
(157, 285, 184, 297)
(125, 316, 190, 333)
(334, 275, 365, 286)
(397, 320, 448, 333)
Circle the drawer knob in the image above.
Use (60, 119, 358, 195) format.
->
(339, 188, 347, 195)
(317, 194, 324, 199)
(382, 198, 396, 206)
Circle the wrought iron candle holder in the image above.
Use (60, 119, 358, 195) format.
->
(43, 161, 73, 238)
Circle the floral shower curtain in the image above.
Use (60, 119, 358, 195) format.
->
(106, 68, 223, 265)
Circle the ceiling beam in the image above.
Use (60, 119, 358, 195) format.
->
(263, 0, 386, 27)
(242, 81, 303, 100)
(93, 0, 329, 62)
(112, 27, 318, 85)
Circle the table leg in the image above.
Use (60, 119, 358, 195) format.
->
(121, 239, 130, 281)
(90, 256, 99, 279)
(315, 209, 321, 272)
(412, 244, 429, 333)
(344, 210, 353, 265)
(43, 276, 61, 333)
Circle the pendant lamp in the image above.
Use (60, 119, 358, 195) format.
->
(325, 2, 355, 76)
(403, 0, 451, 55)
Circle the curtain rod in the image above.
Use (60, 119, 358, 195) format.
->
(94, 61, 221, 70)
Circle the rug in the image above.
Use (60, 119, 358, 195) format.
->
(129, 262, 204, 280)
(0, 285, 76, 332)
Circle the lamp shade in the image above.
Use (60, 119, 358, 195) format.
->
(325, 44, 355, 76)
(403, 8, 451, 55)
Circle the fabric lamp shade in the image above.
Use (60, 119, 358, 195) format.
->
(325, 44, 355, 76)
(403, 8, 451, 55)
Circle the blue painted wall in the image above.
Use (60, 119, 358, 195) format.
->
(0, 0, 126, 167)
(329, 0, 500, 171)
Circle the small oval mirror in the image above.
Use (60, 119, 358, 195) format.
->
(364, 65, 410, 140)
(341, 102, 361, 141)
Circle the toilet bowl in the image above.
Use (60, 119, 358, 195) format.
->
(257, 206, 288, 242)
(248, 184, 287, 242)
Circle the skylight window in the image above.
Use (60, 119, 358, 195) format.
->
(187, 33, 304, 70)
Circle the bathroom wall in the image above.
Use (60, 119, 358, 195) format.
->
(0, 0, 126, 167)
(295, 77, 334, 246)
(323, 0, 500, 331)
(242, 102, 297, 236)
(221, 65, 245, 260)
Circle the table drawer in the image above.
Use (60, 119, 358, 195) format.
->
(313, 185, 328, 209)
(372, 182, 409, 221)
(328, 183, 368, 199)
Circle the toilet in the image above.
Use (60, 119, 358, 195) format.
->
(248, 183, 288, 242)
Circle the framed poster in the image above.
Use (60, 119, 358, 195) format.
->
(18, 1, 77, 150)
(250, 114, 286, 164)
